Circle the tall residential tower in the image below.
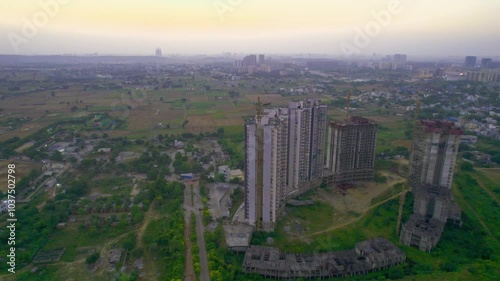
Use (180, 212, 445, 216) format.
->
(287, 99, 328, 196)
(325, 117, 378, 184)
(244, 107, 289, 231)
(408, 120, 462, 190)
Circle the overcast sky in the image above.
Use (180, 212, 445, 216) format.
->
(0, 0, 499, 57)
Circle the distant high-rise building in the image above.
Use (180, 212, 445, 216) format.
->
(258, 54, 265, 65)
(155, 48, 162, 57)
(481, 58, 493, 69)
(393, 54, 407, 64)
(287, 99, 327, 196)
(325, 117, 378, 184)
(242, 55, 257, 67)
(244, 107, 289, 231)
(408, 120, 463, 190)
(434, 68, 446, 77)
(464, 56, 477, 68)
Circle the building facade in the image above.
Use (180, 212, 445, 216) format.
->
(408, 120, 462, 190)
(244, 108, 289, 231)
(287, 99, 327, 196)
(401, 119, 463, 252)
(325, 117, 378, 184)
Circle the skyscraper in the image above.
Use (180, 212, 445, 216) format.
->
(155, 47, 162, 57)
(408, 120, 462, 190)
(287, 99, 327, 196)
(464, 56, 477, 68)
(244, 107, 289, 231)
(400, 119, 463, 252)
(325, 117, 378, 184)
(481, 58, 493, 69)
(258, 54, 265, 65)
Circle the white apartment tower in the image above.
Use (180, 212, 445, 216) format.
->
(287, 99, 328, 196)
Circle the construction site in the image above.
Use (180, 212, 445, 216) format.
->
(324, 116, 378, 186)
(399, 119, 463, 252)
(242, 237, 406, 279)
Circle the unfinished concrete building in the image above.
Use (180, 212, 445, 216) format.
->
(408, 120, 462, 190)
(242, 237, 405, 279)
(288, 99, 328, 196)
(401, 120, 463, 252)
(325, 116, 378, 185)
(400, 215, 446, 253)
(244, 107, 289, 231)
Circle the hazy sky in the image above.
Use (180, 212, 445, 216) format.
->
(0, 0, 499, 57)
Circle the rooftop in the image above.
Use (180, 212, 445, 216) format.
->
(224, 222, 254, 249)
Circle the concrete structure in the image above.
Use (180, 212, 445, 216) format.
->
(243, 237, 405, 279)
(402, 119, 463, 252)
(413, 184, 452, 223)
(287, 99, 327, 196)
(466, 70, 500, 82)
(400, 215, 445, 253)
(223, 222, 254, 252)
(244, 107, 289, 231)
(408, 120, 462, 191)
(325, 116, 377, 184)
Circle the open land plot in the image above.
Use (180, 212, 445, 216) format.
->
(0, 159, 41, 193)
(270, 169, 405, 247)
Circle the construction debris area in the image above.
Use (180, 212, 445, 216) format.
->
(243, 237, 405, 279)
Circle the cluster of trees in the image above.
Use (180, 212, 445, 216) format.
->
(172, 152, 203, 174)
(143, 180, 185, 280)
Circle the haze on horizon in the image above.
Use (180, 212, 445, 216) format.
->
(0, 0, 499, 57)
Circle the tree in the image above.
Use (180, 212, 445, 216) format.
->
(85, 252, 100, 265)
(461, 161, 474, 172)
(217, 127, 225, 137)
(50, 150, 63, 161)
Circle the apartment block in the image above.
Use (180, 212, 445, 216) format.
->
(325, 117, 378, 184)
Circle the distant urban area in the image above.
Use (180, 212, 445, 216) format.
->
(0, 52, 498, 281)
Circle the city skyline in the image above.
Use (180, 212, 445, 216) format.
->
(1, 0, 499, 56)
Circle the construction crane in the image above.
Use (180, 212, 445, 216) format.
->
(396, 99, 421, 235)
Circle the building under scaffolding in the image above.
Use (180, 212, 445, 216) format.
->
(243, 237, 405, 279)
(324, 116, 378, 185)
(401, 120, 463, 252)
(408, 120, 462, 191)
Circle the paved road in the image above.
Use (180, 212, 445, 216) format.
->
(192, 181, 211, 281)
(183, 186, 196, 281)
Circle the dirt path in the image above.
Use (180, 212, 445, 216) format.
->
(471, 174, 500, 205)
(135, 199, 159, 281)
(305, 192, 402, 238)
(454, 185, 498, 243)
